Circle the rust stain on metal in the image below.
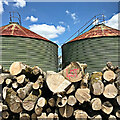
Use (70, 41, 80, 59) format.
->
(0, 23, 50, 41)
(68, 24, 120, 43)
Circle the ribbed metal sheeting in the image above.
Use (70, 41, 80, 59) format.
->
(62, 36, 119, 73)
(1, 36, 58, 72)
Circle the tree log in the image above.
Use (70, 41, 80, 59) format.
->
(2, 111, 9, 119)
(46, 72, 71, 93)
(9, 62, 26, 75)
(90, 115, 102, 120)
(37, 113, 47, 119)
(37, 97, 46, 107)
(57, 96, 67, 107)
(103, 70, 116, 82)
(74, 110, 88, 120)
(90, 72, 104, 95)
(17, 82, 33, 99)
(31, 113, 37, 120)
(116, 110, 120, 118)
(20, 113, 30, 120)
(108, 115, 117, 120)
(2, 104, 8, 111)
(68, 95, 77, 106)
(91, 98, 102, 110)
(12, 82, 18, 89)
(5, 88, 22, 113)
(66, 84, 75, 94)
(35, 105, 43, 116)
(81, 72, 89, 88)
(16, 74, 26, 84)
(62, 62, 83, 82)
(48, 98, 56, 107)
(22, 90, 41, 111)
(3, 87, 8, 100)
(59, 104, 74, 118)
(75, 88, 91, 104)
(106, 62, 118, 71)
(33, 75, 44, 89)
(5, 78, 12, 85)
(0, 73, 10, 84)
(117, 95, 120, 105)
(103, 84, 118, 98)
(32, 66, 41, 75)
(102, 101, 113, 114)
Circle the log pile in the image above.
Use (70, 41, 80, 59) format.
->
(0, 61, 120, 120)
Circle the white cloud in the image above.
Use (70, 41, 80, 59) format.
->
(13, 0, 26, 8)
(3, 0, 8, 5)
(66, 10, 70, 14)
(25, 16, 38, 22)
(0, 1, 4, 14)
(66, 10, 79, 24)
(29, 24, 65, 39)
(71, 13, 76, 20)
(105, 13, 120, 30)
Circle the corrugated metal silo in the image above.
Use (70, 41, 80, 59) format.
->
(62, 24, 120, 73)
(0, 22, 58, 72)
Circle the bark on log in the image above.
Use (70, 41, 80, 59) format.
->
(20, 113, 30, 120)
(17, 82, 33, 99)
(59, 104, 74, 118)
(103, 84, 118, 98)
(74, 110, 88, 120)
(68, 95, 77, 106)
(91, 98, 102, 111)
(46, 72, 71, 93)
(103, 70, 116, 82)
(48, 98, 56, 107)
(81, 72, 89, 88)
(22, 90, 41, 111)
(57, 96, 67, 107)
(62, 62, 83, 82)
(102, 101, 113, 114)
(5, 88, 22, 113)
(75, 88, 91, 104)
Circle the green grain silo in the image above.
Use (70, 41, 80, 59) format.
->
(62, 24, 120, 73)
(0, 22, 58, 72)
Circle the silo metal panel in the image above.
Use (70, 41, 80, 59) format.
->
(1, 36, 58, 72)
(62, 37, 119, 73)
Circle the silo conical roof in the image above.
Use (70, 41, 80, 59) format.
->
(0, 23, 50, 42)
(67, 24, 120, 43)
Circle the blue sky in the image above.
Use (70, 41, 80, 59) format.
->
(0, 1, 119, 56)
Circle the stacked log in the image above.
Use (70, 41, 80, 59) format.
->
(0, 61, 120, 120)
